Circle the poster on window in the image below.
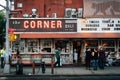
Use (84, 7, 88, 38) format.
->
(83, 0, 120, 18)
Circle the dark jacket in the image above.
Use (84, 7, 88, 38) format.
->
(85, 51, 92, 60)
(93, 51, 99, 60)
(99, 50, 106, 60)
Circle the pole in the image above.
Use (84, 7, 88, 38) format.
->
(3, 0, 10, 74)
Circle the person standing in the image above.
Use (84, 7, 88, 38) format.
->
(54, 47, 61, 67)
(114, 51, 120, 60)
(3, 49, 12, 65)
(98, 47, 106, 69)
(73, 49, 78, 63)
(92, 47, 99, 70)
(106, 51, 113, 66)
(85, 48, 92, 70)
(0, 47, 5, 68)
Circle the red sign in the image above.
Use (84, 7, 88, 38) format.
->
(8, 28, 14, 33)
(9, 19, 77, 32)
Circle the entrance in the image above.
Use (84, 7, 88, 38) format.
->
(73, 40, 82, 64)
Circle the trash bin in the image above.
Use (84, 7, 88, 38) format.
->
(41, 61, 46, 73)
(16, 62, 23, 75)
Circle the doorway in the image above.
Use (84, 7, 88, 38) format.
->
(73, 40, 82, 64)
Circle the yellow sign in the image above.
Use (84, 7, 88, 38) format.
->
(9, 33, 17, 41)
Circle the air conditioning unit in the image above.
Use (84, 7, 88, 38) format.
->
(23, 14, 29, 18)
(10, 6, 14, 11)
(17, 3, 22, 8)
(52, 13, 57, 18)
(77, 8, 83, 18)
(71, 8, 77, 18)
(65, 8, 72, 18)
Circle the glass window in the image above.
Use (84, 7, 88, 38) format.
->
(11, 42, 19, 52)
(102, 40, 115, 47)
(19, 40, 25, 52)
(55, 40, 70, 53)
(101, 40, 115, 52)
(105, 48, 115, 52)
(119, 41, 120, 47)
(118, 40, 120, 53)
(41, 39, 52, 52)
(27, 39, 39, 53)
(85, 40, 98, 47)
(118, 48, 120, 52)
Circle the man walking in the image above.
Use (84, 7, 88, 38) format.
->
(54, 47, 61, 67)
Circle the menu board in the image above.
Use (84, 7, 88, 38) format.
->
(77, 18, 120, 33)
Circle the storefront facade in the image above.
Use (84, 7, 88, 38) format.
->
(9, 18, 120, 65)
(9, 0, 120, 65)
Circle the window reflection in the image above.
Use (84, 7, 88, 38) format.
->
(102, 40, 115, 47)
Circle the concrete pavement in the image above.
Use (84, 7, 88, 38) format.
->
(0, 66, 120, 76)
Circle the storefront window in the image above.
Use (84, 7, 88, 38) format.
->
(105, 48, 115, 52)
(119, 40, 120, 47)
(102, 40, 115, 47)
(55, 40, 70, 53)
(11, 42, 19, 52)
(85, 40, 98, 51)
(101, 40, 115, 52)
(41, 39, 52, 52)
(27, 39, 39, 52)
(85, 40, 98, 47)
(118, 40, 120, 53)
(19, 40, 25, 52)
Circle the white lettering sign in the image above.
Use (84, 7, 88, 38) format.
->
(77, 18, 120, 33)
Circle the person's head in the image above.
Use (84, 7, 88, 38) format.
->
(94, 47, 98, 51)
(74, 49, 76, 52)
(100, 47, 103, 50)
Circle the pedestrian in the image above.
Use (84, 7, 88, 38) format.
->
(106, 51, 113, 66)
(98, 47, 106, 69)
(73, 49, 78, 63)
(114, 51, 119, 60)
(3, 49, 12, 65)
(54, 47, 61, 67)
(0, 47, 5, 68)
(85, 48, 92, 70)
(92, 47, 99, 70)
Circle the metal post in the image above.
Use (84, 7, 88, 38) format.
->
(32, 61, 35, 74)
(3, 0, 10, 74)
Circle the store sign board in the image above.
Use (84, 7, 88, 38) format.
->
(9, 19, 77, 32)
(77, 18, 120, 33)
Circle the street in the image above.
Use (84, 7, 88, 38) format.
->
(0, 75, 120, 80)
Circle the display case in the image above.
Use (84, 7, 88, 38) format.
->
(11, 53, 41, 65)
(12, 53, 53, 65)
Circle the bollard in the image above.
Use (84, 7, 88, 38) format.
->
(41, 61, 46, 73)
(32, 61, 35, 74)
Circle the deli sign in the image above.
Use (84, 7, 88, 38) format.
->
(9, 19, 77, 32)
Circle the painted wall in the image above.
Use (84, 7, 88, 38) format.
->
(14, 0, 83, 18)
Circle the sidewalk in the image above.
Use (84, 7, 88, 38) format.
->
(0, 66, 120, 76)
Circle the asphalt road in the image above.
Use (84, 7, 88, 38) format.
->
(0, 75, 120, 80)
